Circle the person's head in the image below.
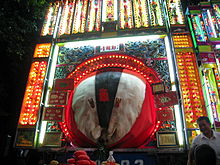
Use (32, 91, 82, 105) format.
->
(194, 144, 216, 165)
(197, 116, 212, 135)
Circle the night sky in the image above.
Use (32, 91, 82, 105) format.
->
(0, 1, 44, 163)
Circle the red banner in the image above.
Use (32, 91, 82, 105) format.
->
(154, 91, 178, 108)
(48, 91, 68, 105)
(54, 79, 74, 91)
(43, 107, 64, 121)
(157, 109, 174, 121)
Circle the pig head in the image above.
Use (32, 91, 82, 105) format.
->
(72, 71, 146, 146)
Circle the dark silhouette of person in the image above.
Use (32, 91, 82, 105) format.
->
(194, 144, 216, 165)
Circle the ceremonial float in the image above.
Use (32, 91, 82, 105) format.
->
(15, 0, 220, 164)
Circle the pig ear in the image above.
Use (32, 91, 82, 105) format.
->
(88, 98, 95, 109)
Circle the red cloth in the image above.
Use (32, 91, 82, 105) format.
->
(108, 80, 156, 148)
(65, 91, 96, 147)
(64, 71, 157, 148)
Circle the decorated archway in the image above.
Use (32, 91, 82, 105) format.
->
(60, 52, 162, 148)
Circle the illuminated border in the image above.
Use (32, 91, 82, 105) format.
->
(59, 53, 162, 143)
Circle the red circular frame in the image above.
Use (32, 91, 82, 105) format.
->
(60, 52, 162, 148)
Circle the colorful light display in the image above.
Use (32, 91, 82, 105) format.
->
(213, 67, 220, 94)
(119, 0, 134, 29)
(18, 61, 48, 126)
(67, 53, 161, 85)
(202, 8, 218, 39)
(16, 0, 204, 151)
(212, 3, 220, 37)
(58, 0, 75, 36)
(188, 1, 220, 130)
(167, 0, 185, 25)
(41, 1, 61, 36)
(172, 34, 193, 48)
(33, 44, 51, 58)
(59, 53, 162, 147)
(102, 0, 117, 22)
(18, 44, 50, 127)
(172, 33, 207, 129)
(40, 0, 187, 35)
(190, 11, 208, 42)
(72, 0, 88, 34)
(202, 68, 220, 121)
(133, 0, 149, 28)
(190, 2, 220, 42)
(175, 50, 206, 128)
(149, 0, 164, 26)
(87, 0, 102, 32)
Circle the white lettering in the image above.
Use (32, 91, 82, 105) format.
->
(134, 159, 144, 165)
(121, 160, 130, 165)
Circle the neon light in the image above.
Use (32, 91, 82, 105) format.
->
(191, 13, 207, 42)
(165, 36, 176, 89)
(203, 68, 220, 121)
(173, 35, 193, 48)
(201, 9, 216, 39)
(33, 44, 51, 58)
(201, 68, 214, 124)
(114, 0, 118, 21)
(41, 7, 53, 36)
(53, 6, 62, 39)
(45, 45, 60, 106)
(187, 17, 198, 48)
(72, 0, 88, 33)
(64, 35, 164, 48)
(174, 105, 184, 146)
(39, 121, 47, 144)
(102, 0, 118, 22)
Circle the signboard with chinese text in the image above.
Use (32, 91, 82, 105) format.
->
(43, 107, 64, 122)
(156, 131, 178, 147)
(48, 91, 68, 105)
(154, 91, 178, 108)
(100, 45, 120, 52)
(43, 132, 62, 147)
(156, 109, 174, 121)
(15, 129, 35, 147)
(54, 79, 74, 91)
